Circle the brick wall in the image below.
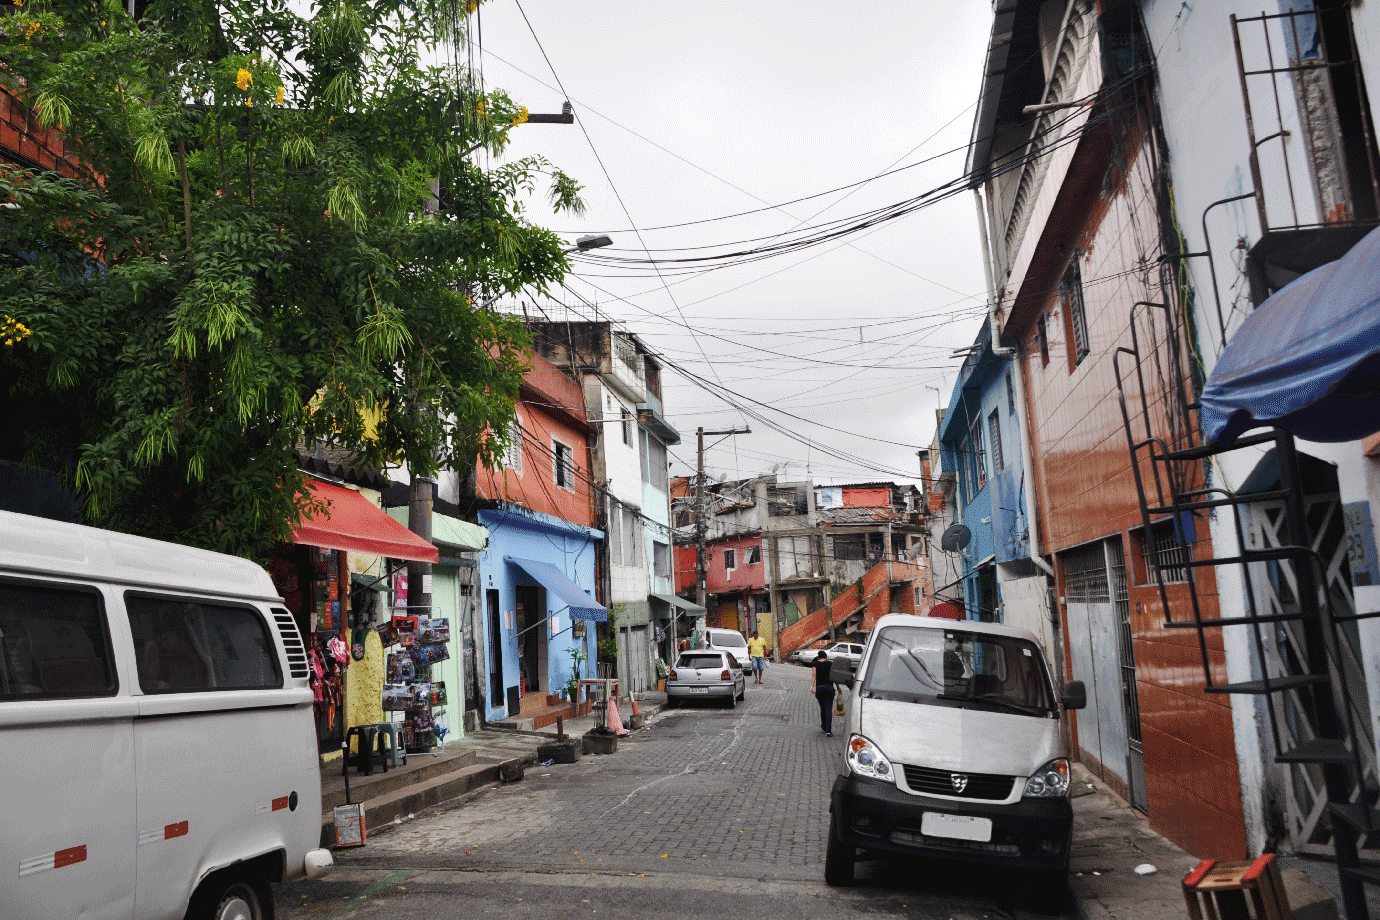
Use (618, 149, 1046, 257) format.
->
(1, 87, 80, 177)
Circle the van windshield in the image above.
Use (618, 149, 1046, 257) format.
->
(711, 632, 746, 648)
(861, 626, 1055, 716)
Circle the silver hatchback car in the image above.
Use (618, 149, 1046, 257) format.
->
(665, 650, 747, 708)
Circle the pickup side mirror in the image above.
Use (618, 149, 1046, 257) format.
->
(830, 659, 856, 686)
(1062, 680, 1087, 710)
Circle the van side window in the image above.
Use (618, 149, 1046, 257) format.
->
(0, 579, 116, 699)
(127, 594, 282, 693)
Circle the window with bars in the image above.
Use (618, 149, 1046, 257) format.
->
(967, 414, 986, 497)
(1135, 519, 1190, 584)
(1006, 372, 1016, 414)
(988, 409, 1004, 474)
(1062, 256, 1090, 367)
(1062, 541, 1110, 603)
(653, 541, 670, 578)
(832, 534, 867, 561)
(723, 548, 737, 571)
(1036, 313, 1050, 367)
(621, 407, 633, 446)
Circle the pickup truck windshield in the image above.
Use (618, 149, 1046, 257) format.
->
(861, 626, 1055, 715)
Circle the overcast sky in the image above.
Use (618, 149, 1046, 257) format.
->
(469, 2, 996, 488)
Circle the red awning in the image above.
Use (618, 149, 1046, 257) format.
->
(291, 480, 439, 563)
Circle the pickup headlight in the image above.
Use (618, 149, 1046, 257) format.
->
(1022, 758, 1071, 797)
(846, 735, 895, 784)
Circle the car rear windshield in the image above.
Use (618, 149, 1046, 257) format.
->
(861, 626, 1055, 716)
(711, 632, 746, 647)
(678, 653, 724, 669)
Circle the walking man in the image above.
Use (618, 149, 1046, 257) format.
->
(747, 630, 767, 684)
(810, 649, 838, 736)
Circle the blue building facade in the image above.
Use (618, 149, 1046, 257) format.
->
(938, 319, 1030, 622)
(476, 505, 604, 724)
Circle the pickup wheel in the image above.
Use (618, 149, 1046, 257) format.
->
(824, 813, 855, 886)
(188, 869, 274, 920)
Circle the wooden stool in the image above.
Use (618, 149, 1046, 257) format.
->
(1182, 855, 1294, 920)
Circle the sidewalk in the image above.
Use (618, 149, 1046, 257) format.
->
(1069, 764, 1338, 920)
(485, 686, 668, 748)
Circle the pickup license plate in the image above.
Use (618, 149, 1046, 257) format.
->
(688, 687, 708, 694)
(921, 812, 992, 842)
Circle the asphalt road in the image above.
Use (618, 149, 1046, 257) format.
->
(279, 662, 1068, 920)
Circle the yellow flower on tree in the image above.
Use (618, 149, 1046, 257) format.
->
(275, 85, 285, 104)
(464, 0, 480, 12)
(236, 68, 253, 90)
(512, 106, 529, 126)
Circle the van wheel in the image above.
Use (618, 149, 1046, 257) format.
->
(824, 814, 855, 886)
(189, 870, 273, 920)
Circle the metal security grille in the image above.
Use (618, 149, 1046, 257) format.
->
(903, 764, 1015, 800)
(1063, 542, 1110, 604)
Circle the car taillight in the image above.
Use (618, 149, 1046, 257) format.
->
(668, 669, 678, 681)
(721, 669, 731, 680)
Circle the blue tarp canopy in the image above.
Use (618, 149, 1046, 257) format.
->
(1201, 224, 1380, 447)
(506, 556, 608, 622)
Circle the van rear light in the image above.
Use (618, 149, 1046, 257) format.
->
(721, 669, 731, 680)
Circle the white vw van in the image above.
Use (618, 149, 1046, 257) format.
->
(0, 511, 332, 920)
(826, 613, 1085, 894)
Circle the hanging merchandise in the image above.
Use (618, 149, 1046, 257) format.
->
(378, 610, 444, 753)
(327, 634, 349, 666)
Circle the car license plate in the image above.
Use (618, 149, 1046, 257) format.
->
(689, 687, 708, 694)
(921, 812, 992, 842)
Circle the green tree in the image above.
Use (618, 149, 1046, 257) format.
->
(0, 0, 582, 558)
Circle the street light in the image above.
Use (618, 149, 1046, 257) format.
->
(565, 234, 612, 254)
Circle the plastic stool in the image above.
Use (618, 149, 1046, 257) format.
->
(378, 721, 406, 767)
(345, 724, 389, 776)
(1182, 855, 1294, 920)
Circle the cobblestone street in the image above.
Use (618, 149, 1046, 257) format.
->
(280, 663, 1067, 920)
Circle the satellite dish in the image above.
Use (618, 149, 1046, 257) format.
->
(940, 523, 972, 554)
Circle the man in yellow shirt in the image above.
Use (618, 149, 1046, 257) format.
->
(747, 631, 767, 684)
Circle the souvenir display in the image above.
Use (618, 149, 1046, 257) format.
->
(379, 613, 445, 752)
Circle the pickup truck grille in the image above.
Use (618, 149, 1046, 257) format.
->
(902, 764, 1015, 800)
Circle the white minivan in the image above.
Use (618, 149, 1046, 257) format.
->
(704, 626, 752, 673)
(825, 613, 1085, 896)
(0, 510, 332, 920)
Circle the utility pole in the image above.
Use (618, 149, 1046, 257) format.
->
(695, 427, 750, 621)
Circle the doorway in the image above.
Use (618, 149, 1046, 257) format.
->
(516, 584, 545, 695)
(487, 589, 503, 710)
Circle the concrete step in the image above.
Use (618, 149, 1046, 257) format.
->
(320, 750, 534, 848)
(321, 749, 479, 812)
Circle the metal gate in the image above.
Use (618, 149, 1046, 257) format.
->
(1064, 538, 1148, 811)
(1242, 489, 1378, 857)
(1108, 539, 1149, 813)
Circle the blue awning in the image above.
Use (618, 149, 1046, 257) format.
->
(1201, 224, 1380, 447)
(505, 556, 607, 622)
